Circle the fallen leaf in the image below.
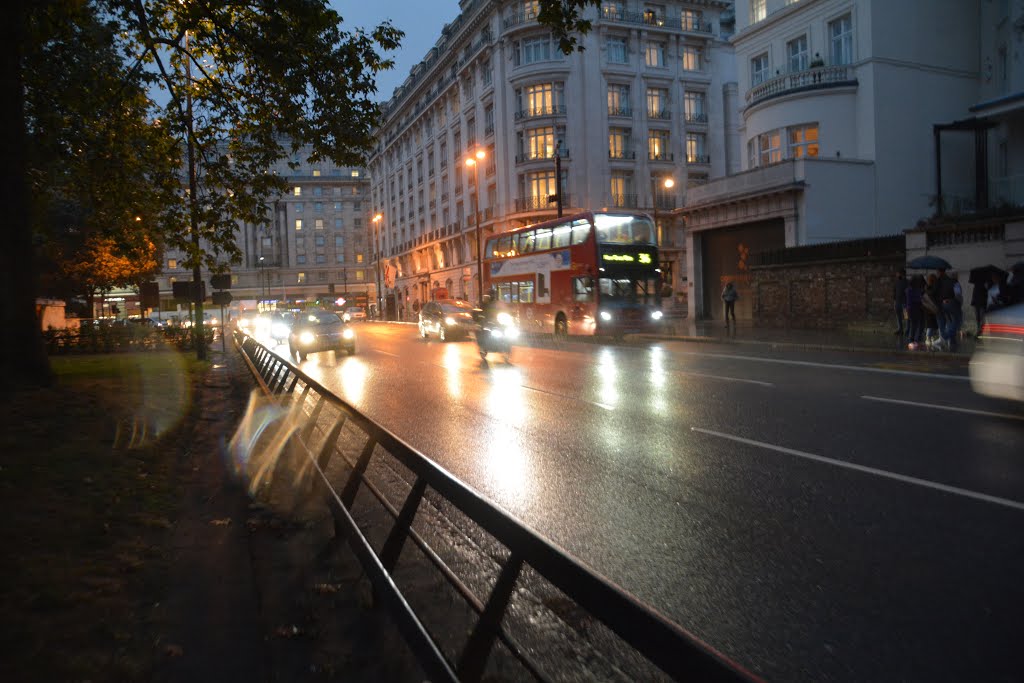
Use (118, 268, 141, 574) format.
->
(210, 518, 232, 526)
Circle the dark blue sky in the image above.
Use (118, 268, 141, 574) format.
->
(333, 1, 462, 102)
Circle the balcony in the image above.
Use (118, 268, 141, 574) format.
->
(515, 148, 570, 164)
(649, 151, 674, 162)
(504, 9, 538, 29)
(484, 123, 494, 136)
(746, 65, 857, 108)
(608, 106, 632, 118)
(648, 109, 671, 120)
(514, 104, 567, 120)
(684, 112, 708, 125)
(609, 149, 636, 160)
(608, 193, 639, 208)
(686, 154, 710, 165)
(513, 194, 573, 212)
(653, 196, 677, 210)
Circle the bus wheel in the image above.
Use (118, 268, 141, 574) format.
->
(554, 315, 568, 342)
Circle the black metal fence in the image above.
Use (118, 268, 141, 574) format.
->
(749, 234, 904, 267)
(233, 331, 758, 682)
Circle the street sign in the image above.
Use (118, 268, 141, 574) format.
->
(212, 291, 233, 306)
(211, 273, 232, 290)
(139, 281, 160, 309)
(172, 281, 207, 302)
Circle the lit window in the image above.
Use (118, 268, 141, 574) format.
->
(607, 84, 630, 116)
(608, 127, 631, 159)
(295, 219, 303, 231)
(681, 46, 700, 71)
(351, 170, 360, 177)
(293, 186, 301, 196)
(758, 130, 782, 165)
(788, 124, 819, 158)
(684, 91, 706, 122)
(681, 9, 702, 31)
(646, 87, 669, 117)
(297, 272, 306, 283)
(648, 129, 670, 160)
(686, 133, 706, 163)
(356, 270, 365, 281)
(356, 254, 364, 263)
(167, 259, 177, 269)
(645, 42, 665, 68)
(523, 126, 555, 159)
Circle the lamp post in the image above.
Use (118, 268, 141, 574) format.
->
(653, 176, 675, 243)
(372, 212, 383, 319)
(465, 147, 487, 304)
(258, 256, 265, 308)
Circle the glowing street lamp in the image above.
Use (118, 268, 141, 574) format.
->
(465, 148, 487, 303)
(372, 213, 384, 319)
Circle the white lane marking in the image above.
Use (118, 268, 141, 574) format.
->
(692, 427, 1024, 513)
(674, 349, 968, 381)
(862, 395, 1024, 422)
(677, 370, 773, 387)
(372, 349, 400, 357)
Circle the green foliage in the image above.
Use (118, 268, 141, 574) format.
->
(536, 0, 600, 54)
(43, 322, 215, 354)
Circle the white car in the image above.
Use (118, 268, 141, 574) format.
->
(344, 306, 366, 322)
(969, 303, 1024, 402)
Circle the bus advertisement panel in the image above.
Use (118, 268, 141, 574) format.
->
(483, 211, 665, 338)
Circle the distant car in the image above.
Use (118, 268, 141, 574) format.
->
(288, 309, 355, 361)
(267, 311, 295, 343)
(970, 302, 1024, 402)
(236, 310, 259, 334)
(344, 306, 367, 322)
(418, 299, 477, 341)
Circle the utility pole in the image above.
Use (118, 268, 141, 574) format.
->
(184, 29, 206, 360)
(555, 138, 563, 218)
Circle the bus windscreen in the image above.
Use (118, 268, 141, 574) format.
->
(593, 213, 656, 245)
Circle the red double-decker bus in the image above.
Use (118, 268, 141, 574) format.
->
(482, 211, 665, 338)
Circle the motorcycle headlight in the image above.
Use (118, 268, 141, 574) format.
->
(445, 316, 456, 326)
(497, 312, 513, 326)
(490, 329, 504, 338)
(505, 326, 520, 340)
(342, 328, 355, 340)
(299, 331, 315, 345)
(651, 310, 664, 320)
(600, 310, 612, 321)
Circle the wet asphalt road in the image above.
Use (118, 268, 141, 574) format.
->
(272, 322, 1024, 682)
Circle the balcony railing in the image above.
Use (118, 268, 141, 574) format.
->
(609, 149, 636, 160)
(484, 123, 494, 136)
(649, 151, 674, 162)
(686, 154, 710, 164)
(514, 104, 567, 120)
(513, 194, 573, 212)
(608, 193, 639, 208)
(684, 112, 708, 125)
(648, 109, 671, 120)
(746, 65, 856, 107)
(653, 196, 677, 210)
(504, 9, 538, 29)
(608, 106, 632, 118)
(601, 9, 713, 33)
(515, 148, 570, 163)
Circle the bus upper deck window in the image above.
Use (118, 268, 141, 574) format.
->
(570, 219, 591, 245)
(535, 229, 552, 251)
(552, 226, 571, 248)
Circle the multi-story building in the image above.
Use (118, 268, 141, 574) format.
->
(368, 0, 736, 320)
(677, 0, 992, 321)
(155, 154, 372, 315)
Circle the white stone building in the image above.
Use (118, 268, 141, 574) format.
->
(367, 0, 736, 320)
(678, 0, 990, 321)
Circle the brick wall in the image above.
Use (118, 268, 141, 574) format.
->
(749, 256, 904, 329)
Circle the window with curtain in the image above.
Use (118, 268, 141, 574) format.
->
(788, 35, 808, 72)
(829, 14, 853, 65)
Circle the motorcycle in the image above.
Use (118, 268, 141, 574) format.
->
(476, 311, 519, 365)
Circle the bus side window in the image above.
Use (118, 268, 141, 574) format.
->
(552, 225, 571, 248)
(537, 274, 548, 298)
(570, 219, 591, 245)
(520, 230, 535, 254)
(573, 276, 594, 302)
(486, 237, 498, 258)
(534, 228, 552, 251)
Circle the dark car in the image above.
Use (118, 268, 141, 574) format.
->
(288, 310, 355, 361)
(418, 299, 477, 341)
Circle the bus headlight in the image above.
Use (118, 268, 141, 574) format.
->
(342, 328, 355, 340)
(496, 312, 513, 326)
(299, 331, 315, 345)
(600, 310, 612, 321)
(445, 316, 456, 326)
(651, 310, 664, 320)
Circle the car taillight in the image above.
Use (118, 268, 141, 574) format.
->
(982, 323, 1024, 340)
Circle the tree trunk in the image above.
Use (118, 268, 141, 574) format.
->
(0, 3, 52, 391)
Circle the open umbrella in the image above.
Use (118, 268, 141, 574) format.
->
(907, 255, 952, 270)
(969, 264, 1006, 284)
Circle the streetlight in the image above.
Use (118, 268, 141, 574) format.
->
(372, 212, 384, 319)
(258, 256, 265, 308)
(465, 147, 486, 304)
(653, 176, 675, 241)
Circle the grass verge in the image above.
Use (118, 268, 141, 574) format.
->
(0, 351, 208, 682)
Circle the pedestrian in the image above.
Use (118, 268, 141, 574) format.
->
(922, 273, 940, 349)
(937, 269, 963, 352)
(892, 268, 908, 338)
(721, 282, 738, 327)
(987, 271, 1006, 312)
(905, 274, 925, 349)
(970, 275, 989, 337)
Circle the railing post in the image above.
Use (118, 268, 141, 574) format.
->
(379, 478, 427, 573)
(457, 555, 525, 682)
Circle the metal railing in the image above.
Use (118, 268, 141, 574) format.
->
(233, 331, 756, 682)
(746, 65, 856, 106)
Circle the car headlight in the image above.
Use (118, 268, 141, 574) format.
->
(343, 313, 351, 322)
(299, 331, 315, 345)
(600, 310, 612, 321)
(490, 329, 504, 338)
(497, 312, 513, 326)
(651, 310, 663, 320)
(445, 316, 456, 326)
(505, 326, 519, 340)
(342, 328, 355, 340)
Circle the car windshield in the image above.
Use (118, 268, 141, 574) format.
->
(300, 311, 341, 325)
(440, 302, 474, 313)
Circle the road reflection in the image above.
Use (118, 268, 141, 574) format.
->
(478, 364, 532, 509)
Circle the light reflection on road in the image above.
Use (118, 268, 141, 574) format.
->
(479, 365, 532, 508)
